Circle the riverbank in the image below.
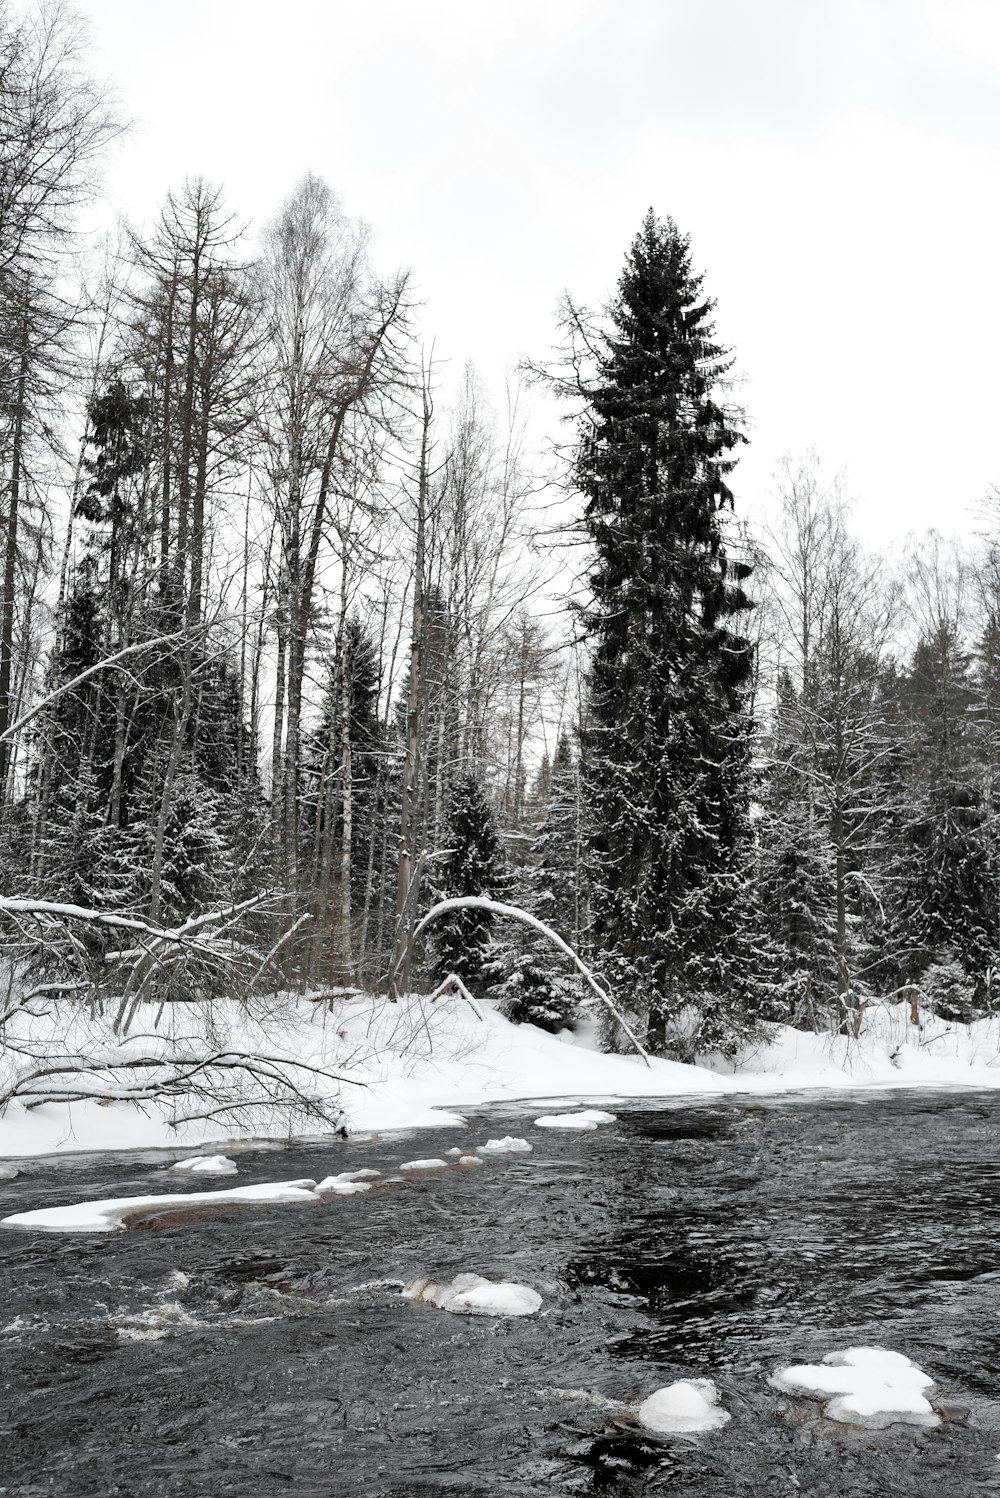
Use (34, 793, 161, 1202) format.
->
(2, 992, 1000, 1158)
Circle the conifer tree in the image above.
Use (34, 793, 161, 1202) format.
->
(576, 210, 757, 1053)
(532, 733, 583, 946)
(757, 671, 837, 1018)
(486, 734, 584, 1031)
(891, 624, 998, 996)
(431, 770, 508, 993)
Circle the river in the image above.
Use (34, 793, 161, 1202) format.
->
(2, 1090, 999, 1495)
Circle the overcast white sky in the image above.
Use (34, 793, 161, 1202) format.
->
(79, 0, 1000, 546)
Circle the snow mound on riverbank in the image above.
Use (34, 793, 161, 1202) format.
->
(772, 1346, 939, 1429)
(0, 1178, 321, 1233)
(713, 1001, 1000, 1089)
(638, 1379, 730, 1435)
(402, 1272, 542, 1317)
(5, 990, 1000, 1160)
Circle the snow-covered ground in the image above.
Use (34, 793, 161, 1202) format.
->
(3, 991, 1000, 1160)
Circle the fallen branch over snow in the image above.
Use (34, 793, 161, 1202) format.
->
(411, 897, 651, 1066)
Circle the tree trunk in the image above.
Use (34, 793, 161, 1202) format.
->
(0, 327, 29, 796)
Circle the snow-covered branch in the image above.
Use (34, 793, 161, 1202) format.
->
(411, 897, 651, 1066)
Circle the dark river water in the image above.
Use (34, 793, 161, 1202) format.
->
(2, 1091, 1000, 1497)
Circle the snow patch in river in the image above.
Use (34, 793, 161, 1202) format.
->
(0, 1178, 321, 1233)
(772, 1346, 939, 1428)
(402, 1272, 542, 1317)
(168, 1154, 238, 1176)
(638, 1379, 731, 1434)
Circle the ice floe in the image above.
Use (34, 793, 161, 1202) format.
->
(402, 1272, 542, 1317)
(457, 1155, 482, 1166)
(398, 1158, 449, 1172)
(479, 1136, 532, 1154)
(771, 1346, 939, 1429)
(637, 1379, 731, 1435)
(167, 1154, 238, 1176)
(0, 1164, 19, 1180)
(534, 1113, 599, 1130)
(0, 1178, 321, 1233)
(314, 1168, 381, 1194)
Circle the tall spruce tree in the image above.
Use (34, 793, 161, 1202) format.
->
(431, 770, 508, 994)
(577, 210, 757, 1053)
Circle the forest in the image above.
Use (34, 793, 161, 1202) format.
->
(1, 1, 998, 1093)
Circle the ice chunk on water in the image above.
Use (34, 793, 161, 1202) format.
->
(638, 1379, 730, 1434)
(402, 1272, 542, 1317)
(315, 1169, 380, 1193)
(445, 1147, 464, 1159)
(534, 1114, 599, 1130)
(479, 1137, 532, 1154)
(771, 1364, 869, 1397)
(458, 1155, 482, 1166)
(826, 1386, 939, 1429)
(398, 1158, 449, 1172)
(772, 1345, 939, 1429)
(575, 1110, 617, 1124)
(0, 1164, 19, 1181)
(824, 1346, 933, 1388)
(168, 1155, 238, 1176)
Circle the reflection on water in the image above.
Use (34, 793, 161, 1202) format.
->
(2, 1091, 1000, 1495)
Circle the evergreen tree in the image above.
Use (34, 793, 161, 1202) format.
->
(890, 625, 998, 996)
(431, 770, 508, 993)
(532, 733, 582, 945)
(576, 210, 757, 1052)
(757, 674, 837, 1019)
(486, 735, 584, 1032)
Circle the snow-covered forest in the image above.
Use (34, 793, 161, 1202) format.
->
(2, 0, 1000, 1123)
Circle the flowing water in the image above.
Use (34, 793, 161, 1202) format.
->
(2, 1090, 1000, 1496)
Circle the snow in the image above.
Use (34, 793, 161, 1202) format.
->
(637, 1379, 731, 1434)
(402, 1272, 542, 1317)
(315, 1168, 381, 1188)
(771, 1346, 939, 1429)
(479, 1136, 532, 1154)
(0, 1178, 321, 1234)
(534, 1113, 600, 1130)
(457, 1155, 482, 1166)
(314, 1177, 371, 1195)
(398, 1158, 449, 1172)
(6, 992, 1000, 1161)
(167, 1154, 238, 1176)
